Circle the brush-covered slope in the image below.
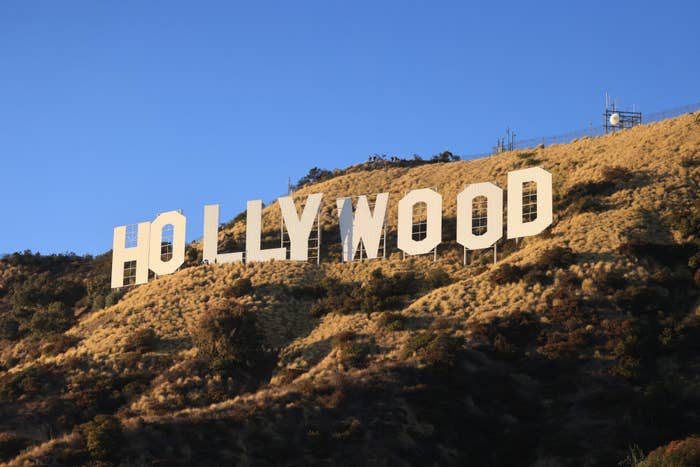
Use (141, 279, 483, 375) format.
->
(1, 113, 700, 466)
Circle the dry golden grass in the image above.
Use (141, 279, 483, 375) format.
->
(4, 112, 700, 429)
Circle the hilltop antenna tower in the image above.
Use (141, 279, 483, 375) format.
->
(493, 127, 516, 154)
(604, 92, 642, 134)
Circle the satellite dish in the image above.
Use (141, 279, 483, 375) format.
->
(609, 112, 620, 126)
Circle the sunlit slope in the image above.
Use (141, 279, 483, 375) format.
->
(46, 113, 698, 369)
(5, 113, 700, 467)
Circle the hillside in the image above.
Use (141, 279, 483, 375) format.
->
(1, 112, 700, 466)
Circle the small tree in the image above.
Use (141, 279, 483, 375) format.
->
(225, 278, 254, 298)
(29, 302, 74, 335)
(124, 327, 159, 353)
(191, 302, 263, 369)
(0, 316, 20, 341)
(82, 414, 123, 461)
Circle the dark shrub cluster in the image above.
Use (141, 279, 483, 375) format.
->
(491, 247, 577, 287)
(308, 278, 361, 316)
(361, 268, 419, 313)
(11, 273, 85, 312)
(401, 331, 463, 368)
(190, 302, 263, 372)
(376, 312, 407, 332)
(0, 315, 20, 341)
(29, 302, 74, 335)
(309, 269, 421, 316)
(124, 327, 159, 353)
(425, 267, 451, 288)
(81, 415, 124, 461)
(490, 263, 525, 285)
(680, 155, 700, 168)
(332, 331, 371, 368)
(225, 277, 254, 298)
(471, 312, 541, 358)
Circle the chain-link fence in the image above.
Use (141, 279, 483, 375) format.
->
(479, 101, 700, 156)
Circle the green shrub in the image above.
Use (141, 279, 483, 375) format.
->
(361, 268, 418, 312)
(124, 327, 159, 353)
(538, 246, 576, 268)
(190, 302, 263, 370)
(421, 333, 463, 367)
(82, 414, 124, 461)
(490, 263, 524, 285)
(91, 294, 106, 311)
(401, 331, 463, 368)
(41, 333, 80, 356)
(225, 278, 254, 298)
(680, 155, 700, 168)
(376, 312, 407, 331)
(592, 269, 627, 293)
(29, 302, 74, 335)
(425, 267, 451, 288)
(10, 273, 85, 311)
(332, 331, 371, 368)
(471, 312, 541, 358)
(308, 278, 360, 316)
(104, 289, 124, 308)
(0, 316, 20, 341)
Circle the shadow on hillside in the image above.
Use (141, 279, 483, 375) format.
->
(276, 337, 334, 379)
(158, 336, 191, 352)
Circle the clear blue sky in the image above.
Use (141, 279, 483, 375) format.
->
(1, 1, 698, 255)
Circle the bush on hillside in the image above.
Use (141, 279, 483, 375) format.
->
(402, 331, 463, 368)
(538, 246, 576, 269)
(361, 268, 419, 312)
(331, 331, 371, 368)
(294, 167, 335, 190)
(41, 333, 80, 356)
(11, 273, 85, 311)
(29, 302, 74, 335)
(425, 267, 451, 288)
(104, 289, 124, 308)
(225, 278, 254, 298)
(0, 316, 20, 341)
(308, 278, 360, 316)
(376, 312, 407, 332)
(191, 302, 263, 370)
(124, 327, 159, 353)
(471, 312, 541, 358)
(680, 155, 700, 168)
(81, 414, 124, 461)
(490, 263, 525, 285)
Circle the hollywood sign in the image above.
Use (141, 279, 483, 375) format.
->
(111, 167, 552, 288)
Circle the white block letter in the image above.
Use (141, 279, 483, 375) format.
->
(149, 210, 186, 276)
(457, 183, 503, 250)
(111, 222, 150, 288)
(507, 167, 553, 239)
(397, 188, 442, 256)
(246, 200, 286, 262)
(203, 204, 244, 264)
(279, 193, 323, 261)
(336, 193, 389, 261)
